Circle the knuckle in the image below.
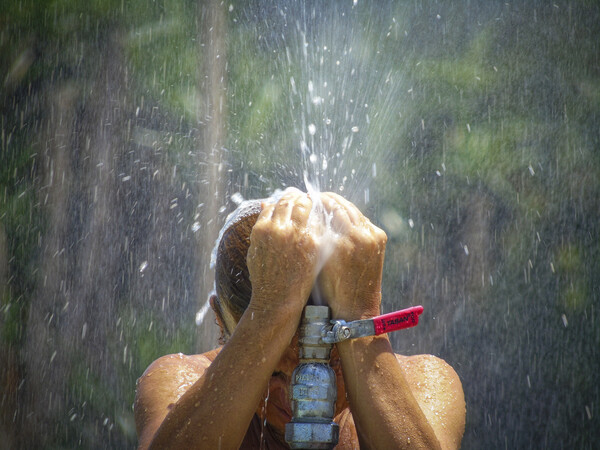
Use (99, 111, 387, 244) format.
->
(375, 227, 388, 244)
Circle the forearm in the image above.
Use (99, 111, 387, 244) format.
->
(337, 335, 441, 450)
(148, 305, 300, 449)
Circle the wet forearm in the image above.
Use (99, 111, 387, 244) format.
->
(148, 306, 299, 449)
(337, 335, 441, 450)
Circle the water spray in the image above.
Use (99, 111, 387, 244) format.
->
(285, 304, 424, 449)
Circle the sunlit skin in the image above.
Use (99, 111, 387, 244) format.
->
(134, 188, 466, 449)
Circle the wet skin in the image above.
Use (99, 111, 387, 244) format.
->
(135, 340, 464, 448)
(134, 189, 466, 449)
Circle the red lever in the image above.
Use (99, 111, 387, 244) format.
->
(372, 305, 424, 335)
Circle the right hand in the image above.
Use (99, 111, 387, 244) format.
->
(246, 188, 319, 319)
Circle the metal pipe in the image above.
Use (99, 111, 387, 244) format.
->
(284, 304, 424, 448)
(285, 305, 339, 449)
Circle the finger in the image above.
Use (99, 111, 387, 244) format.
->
(258, 202, 275, 222)
(321, 192, 362, 225)
(290, 194, 312, 227)
(271, 190, 303, 224)
(320, 193, 352, 233)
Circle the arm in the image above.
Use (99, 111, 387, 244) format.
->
(337, 336, 442, 449)
(141, 308, 301, 449)
(135, 189, 319, 449)
(398, 354, 466, 450)
(318, 192, 464, 449)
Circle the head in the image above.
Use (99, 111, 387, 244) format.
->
(210, 200, 262, 342)
(209, 200, 348, 430)
(210, 196, 320, 342)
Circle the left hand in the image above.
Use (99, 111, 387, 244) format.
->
(317, 192, 387, 321)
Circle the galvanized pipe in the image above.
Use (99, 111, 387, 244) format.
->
(285, 305, 339, 449)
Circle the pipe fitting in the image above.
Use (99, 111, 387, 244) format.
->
(285, 306, 339, 449)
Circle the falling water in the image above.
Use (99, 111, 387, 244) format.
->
(2, 0, 599, 448)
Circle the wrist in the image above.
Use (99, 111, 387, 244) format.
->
(330, 295, 381, 322)
(335, 333, 392, 356)
(247, 291, 306, 325)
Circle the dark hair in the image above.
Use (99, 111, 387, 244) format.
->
(213, 200, 262, 336)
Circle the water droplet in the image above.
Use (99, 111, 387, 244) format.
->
(351, 126, 359, 133)
(230, 192, 244, 205)
(308, 123, 316, 135)
(309, 153, 318, 164)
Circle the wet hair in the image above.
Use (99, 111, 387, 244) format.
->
(213, 200, 262, 337)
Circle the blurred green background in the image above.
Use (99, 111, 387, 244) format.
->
(1, 0, 598, 448)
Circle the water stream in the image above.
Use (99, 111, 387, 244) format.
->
(1, 1, 598, 448)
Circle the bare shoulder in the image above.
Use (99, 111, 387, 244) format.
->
(396, 353, 466, 450)
(134, 349, 220, 449)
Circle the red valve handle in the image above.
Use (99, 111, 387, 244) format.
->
(372, 305, 424, 335)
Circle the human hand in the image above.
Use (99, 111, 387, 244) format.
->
(246, 188, 319, 319)
(317, 192, 387, 321)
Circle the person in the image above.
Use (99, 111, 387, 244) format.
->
(134, 188, 466, 449)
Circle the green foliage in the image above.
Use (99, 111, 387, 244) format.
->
(1, 0, 599, 448)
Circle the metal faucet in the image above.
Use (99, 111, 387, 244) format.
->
(285, 305, 339, 449)
(285, 304, 424, 449)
